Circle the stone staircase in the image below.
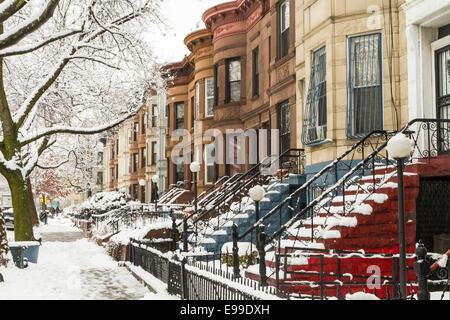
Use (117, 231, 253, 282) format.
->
(244, 155, 450, 298)
(192, 174, 306, 253)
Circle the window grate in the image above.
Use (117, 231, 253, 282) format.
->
(347, 33, 383, 138)
(302, 46, 327, 145)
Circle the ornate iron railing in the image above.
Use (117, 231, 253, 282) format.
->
(232, 118, 450, 294)
(129, 239, 279, 300)
(179, 148, 305, 250)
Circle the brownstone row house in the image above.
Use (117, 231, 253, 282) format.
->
(164, 0, 297, 194)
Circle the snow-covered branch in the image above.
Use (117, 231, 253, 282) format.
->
(0, 27, 82, 58)
(19, 110, 137, 147)
(0, 0, 61, 49)
(0, 0, 28, 24)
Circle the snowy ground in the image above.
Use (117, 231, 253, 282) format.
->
(0, 217, 153, 300)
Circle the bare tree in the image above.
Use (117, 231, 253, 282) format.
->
(0, 0, 164, 241)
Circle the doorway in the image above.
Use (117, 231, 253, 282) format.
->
(416, 176, 450, 253)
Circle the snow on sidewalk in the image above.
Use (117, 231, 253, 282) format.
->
(0, 238, 150, 300)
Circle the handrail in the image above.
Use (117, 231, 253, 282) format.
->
(244, 118, 450, 245)
(238, 129, 392, 241)
(196, 175, 230, 205)
(178, 148, 305, 228)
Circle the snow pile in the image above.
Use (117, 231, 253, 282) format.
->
(124, 262, 180, 301)
(76, 192, 131, 219)
(345, 292, 380, 300)
(0, 238, 149, 300)
(221, 242, 256, 256)
(109, 219, 173, 245)
(437, 254, 448, 268)
(34, 217, 80, 237)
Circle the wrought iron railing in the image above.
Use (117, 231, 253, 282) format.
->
(179, 148, 305, 250)
(231, 118, 450, 295)
(129, 239, 279, 300)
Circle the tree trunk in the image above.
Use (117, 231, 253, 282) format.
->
(9, 172, 34, 242)
(0, 214, 9, 266)
(27, 178, 39, 227)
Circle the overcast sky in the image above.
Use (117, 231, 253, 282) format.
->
(145, 0, 225, 64)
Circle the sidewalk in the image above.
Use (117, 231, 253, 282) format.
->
(0, 218, 150, 300)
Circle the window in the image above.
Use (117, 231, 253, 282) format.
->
(116, 140, 119, 154)
(348, 33, 382, 138)
(133, 123, 139, 141)
(167, 105, 170, 129)
(110, 144, 115, 160)
(302, 46, 327, 145)
(141, 147, 146, 168)
(141, 184, 146, 203)
(97, 152, 103, 165)
(252, 47, 260, 97)
(278, 101, 291, 153)
(142, 113, 146, 134)
(133, 153, 139, 172)
(97, 172, 103, 186)
(152, 141, 157, 165)
(204, 143, 215, 185)
(174, 102, 184, 130)
(195, 82, 200, 120)
(214, 64, 219, 106)
(226, 58, 241, 103)
(111, 168, 115, 181)
(132, 184, 138, 200)
(174, 164, 184, 183)
(191, 96, 195, 129)
(128, 129, 132, 144)
(279, 0, 290, 58)
(128, 157, 131, 174)
(436, 45, 450, 152)
(152, 104, 158, 127)
(205, 77, 214, 117)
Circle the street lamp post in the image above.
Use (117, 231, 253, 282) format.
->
(387, 133, 413, 300)
(248, 185, 266, 267)
(190, 161, 201, 247)
(139, 179, 146, 202)
(152, 175, 159, 213)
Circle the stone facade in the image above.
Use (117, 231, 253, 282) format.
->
(295, 0, 410, 181)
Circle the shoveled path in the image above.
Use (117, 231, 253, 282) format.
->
(0, 218, 150, 300)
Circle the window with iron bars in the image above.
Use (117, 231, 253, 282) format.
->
(302, 46, 327, 145)
(347, 33, 383, 138)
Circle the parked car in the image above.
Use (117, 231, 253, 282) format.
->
(1, 208, 14, 231)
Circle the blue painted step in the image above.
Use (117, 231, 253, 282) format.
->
(195, 174, 307, 253)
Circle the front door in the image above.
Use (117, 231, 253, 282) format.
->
(416, 176, 450, 253)
(436, 45, 450, 152)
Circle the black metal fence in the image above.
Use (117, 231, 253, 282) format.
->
(273, 247, 411, 300)
(129, 238, 279, 300)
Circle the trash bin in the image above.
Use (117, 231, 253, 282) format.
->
(23, 242, 40, 264)
(9, 241, 40, 264)
(434, 234, 450, 254)
(9, 245, 29, 269)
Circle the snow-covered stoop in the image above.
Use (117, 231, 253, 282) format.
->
(244, 155, 450, 299)
(191, 174, 305, 253)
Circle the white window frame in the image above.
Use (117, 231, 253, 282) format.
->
(195, 81, 200, 120)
